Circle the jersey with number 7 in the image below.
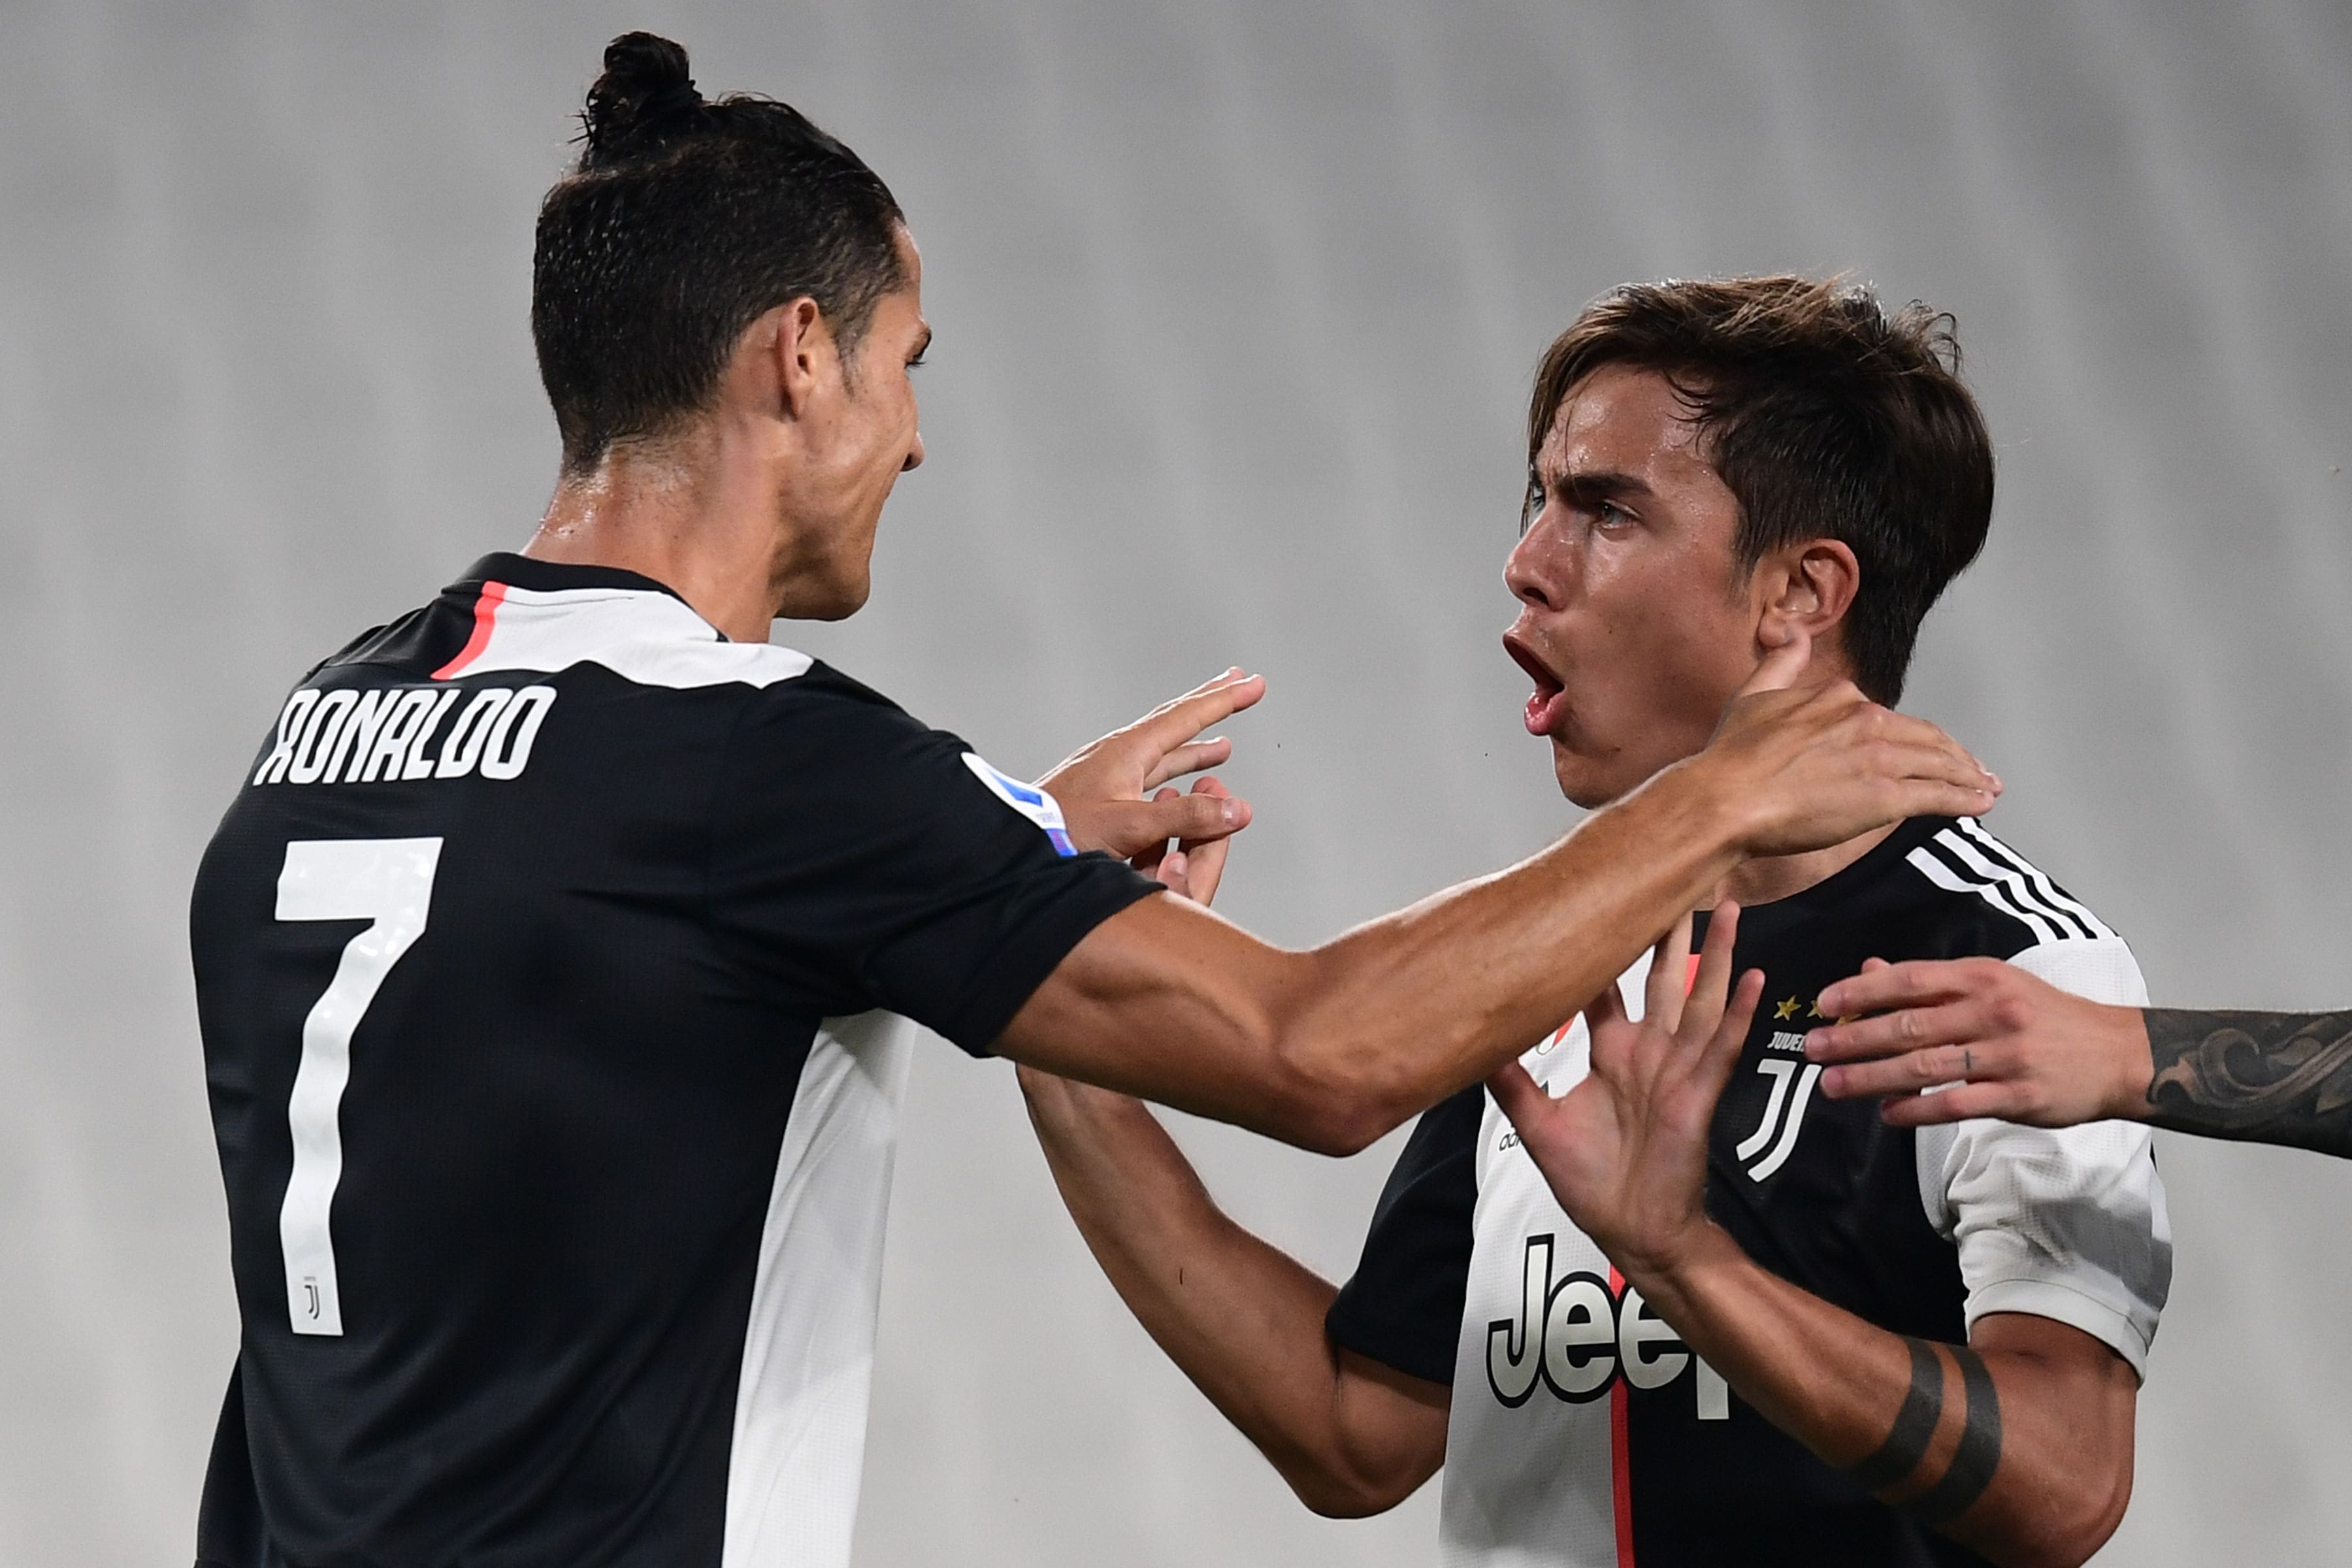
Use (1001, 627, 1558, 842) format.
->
(190, 554, 1159, 1568)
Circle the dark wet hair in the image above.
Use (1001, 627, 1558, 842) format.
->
(1526, 276, 1994, 704)
(532, 32, 907, 472)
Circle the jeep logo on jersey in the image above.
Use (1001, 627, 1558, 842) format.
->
(253, 685, 558, 787)
(1486, 1234, 1728, 1420)
(960, 753, 1077, 856)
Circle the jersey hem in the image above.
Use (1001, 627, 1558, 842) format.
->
(947, 872, 1163, 1056)
(1324, 1298, 1457, 1388)
(1963, 1277, 2151, 1379)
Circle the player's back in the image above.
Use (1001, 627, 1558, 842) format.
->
(189, 553, 1154, 1567)
(194, 555, 836, 1566)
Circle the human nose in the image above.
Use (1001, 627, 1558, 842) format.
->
(902, 429, 924, 472)
(1504, 512, 1569, 612)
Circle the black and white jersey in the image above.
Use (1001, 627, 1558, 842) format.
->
(190, 554, 1157, 1568)
(1327, 815, 2172, 1568)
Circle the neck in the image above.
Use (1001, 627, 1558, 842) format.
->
(1716, 820, 1899, 909)
(524, 432, 779, 642)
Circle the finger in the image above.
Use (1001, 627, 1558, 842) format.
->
(1819, 1035, 2006, 1101)
(1583, 974, 1630, 1037)
(1859, 716, 2001, 798)
(1128, 670, 1267, 759)
(1698, 968, 1767, 1098)
(1486, 1060, 1550, 1133)
(1736, 626, 1813, 697)
(1879, 778, 2003, 824)
(1143, 737, 1233, 792)
(1879, 1080, 2027, 1129)
(1644, 915, 1695, 1035)
(1859, 735, 2002, 798)
(1128, 787, 1177, 879)
(1806, 1000, 1989, 1065)
(1815, 958, 1982, 1022)
(1154, 848, 1192, 895)
(1114, 788, 1253, 851)
(1178, 777, 1233, 906)
(1681, 902, 1742, 1047)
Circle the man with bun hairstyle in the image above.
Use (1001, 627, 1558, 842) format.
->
(1023, 277, 2170, 1567)
(188, 36, 1995, 1568)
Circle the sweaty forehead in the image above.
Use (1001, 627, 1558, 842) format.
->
(1538, 364, 1714, 484)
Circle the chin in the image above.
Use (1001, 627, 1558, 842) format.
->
(775, 570, 871, 623)
(1550, 742, 1639, 811)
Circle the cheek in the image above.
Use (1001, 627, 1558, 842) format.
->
(1580, 559, 1748, 723)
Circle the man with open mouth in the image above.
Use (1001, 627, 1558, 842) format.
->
(1022, 276, 2171, 1568)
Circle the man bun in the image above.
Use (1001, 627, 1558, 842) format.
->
(534, 32, 907, 472)
(580, 31, 711, 169)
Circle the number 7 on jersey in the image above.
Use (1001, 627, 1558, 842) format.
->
(275, 838, 443, 1336)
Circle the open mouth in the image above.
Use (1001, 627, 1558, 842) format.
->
(1503, 632, 1570, 738)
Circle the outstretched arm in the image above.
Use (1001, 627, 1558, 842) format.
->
(1804, 958, 2352, 1158)
(1489, 915, 2136, 1568)
(1002, 645, 2002, 1156)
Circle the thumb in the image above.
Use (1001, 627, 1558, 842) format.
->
(1737, 625, 1813, 697)
(1486, 1061, 1549, 1133)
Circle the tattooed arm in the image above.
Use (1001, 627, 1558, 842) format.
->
(2142, 1009, 2352, 1151)
(1803, 958, 2352, 1157)
(1624, 1240, 2134, 1567)
(1489, 913, 2138, 1567)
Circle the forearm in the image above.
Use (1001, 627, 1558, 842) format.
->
(1629, 1227, 2131, 1568)
(1278, 757, 1749, 1141)
(1003, 755, 1747, 1154)
(2138, 1007, 2352, 1156)
(1019, 1071, 1431, 1512)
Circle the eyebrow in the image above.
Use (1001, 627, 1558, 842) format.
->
(1544, 468, 1655, 506)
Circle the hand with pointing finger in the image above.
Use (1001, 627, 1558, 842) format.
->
(1039, 669, 1263, 865)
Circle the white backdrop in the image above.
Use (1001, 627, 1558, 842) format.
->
(5, 2, 2350, 1563)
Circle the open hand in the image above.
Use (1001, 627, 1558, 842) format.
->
(1488, 906, 1765, 1279)
(1039, 669, 1263, 864)
(1698, 632, 2001, 857)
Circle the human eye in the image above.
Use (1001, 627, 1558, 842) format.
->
(1594, 498, 1635, 531)
(1520, 473, 1545, 535)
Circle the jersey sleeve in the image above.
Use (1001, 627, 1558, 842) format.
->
(1325, 1084, 1484, 1386)
(709, 668, 1161, 1054)
(1914, 938, 2173, 1377)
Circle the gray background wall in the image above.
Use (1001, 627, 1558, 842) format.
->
(5, 1, 2348, 1563)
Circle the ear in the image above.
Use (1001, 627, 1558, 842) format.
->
(743, 297, 832, 423)
(1754, 538, 1861, 657)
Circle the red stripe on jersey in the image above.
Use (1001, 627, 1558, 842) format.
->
(433, 581, 508, 679)
(1684, 953, 1701, 994)
(1610, 1264, 1637, 1565)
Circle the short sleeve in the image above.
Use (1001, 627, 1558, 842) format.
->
(710, 667, 1160, 1053)
(1326, 1085, 1484, 1386)
(1915, 938, 2173, 1377)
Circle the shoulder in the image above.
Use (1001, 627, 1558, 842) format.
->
(1887, 817, 2125, 962)
(724, 659, 970, 770)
